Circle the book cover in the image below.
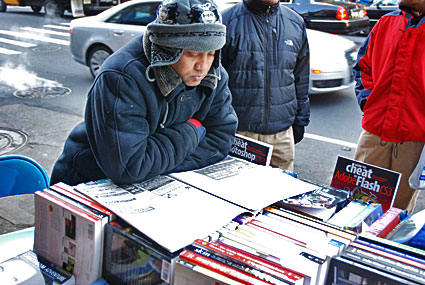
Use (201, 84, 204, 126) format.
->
(229, 134, 273, 166)
(341, 244, 425, 284)
(102, 220, 179, 284)
(0, 250, 75, 285)
(363, 207, 403, 238)
(325, 256, 412, 284)
(174, 259, 245, 285)
(185, 244, 292, 285)
(74, 175, 245, 253)
(34, 191, 103, 285)
(179, 249, 272, 285)
(192, 239, 305, 285)
(273, 186, 349, 222)
(330, 156, 401, 212)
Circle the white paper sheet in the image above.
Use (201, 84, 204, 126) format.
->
(75, 176, 245, 253)
(170, 157, 320, 211)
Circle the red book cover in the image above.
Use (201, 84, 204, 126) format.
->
(193, 239, 304, 283)
(363, 207, 402, 238)
(179, 250, 272, 285)
(330, 156, 401, 212)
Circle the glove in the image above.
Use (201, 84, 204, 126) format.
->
(292, 125, 305, 144)
(188, 118, 206, 143)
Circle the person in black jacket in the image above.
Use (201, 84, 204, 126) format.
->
(221, 0, 310, 171)
(50, 0, 238, 186)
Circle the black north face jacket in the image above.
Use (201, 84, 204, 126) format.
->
(222, 0, 310, 134)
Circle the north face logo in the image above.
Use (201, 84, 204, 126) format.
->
(285, 40, 294, 46)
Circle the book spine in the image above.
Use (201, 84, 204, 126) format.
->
(342, 245, 425, 284)
(193, 239, 303, 283)
(179, 250, 273, 285)
(186, 244, 291, 285)
(51, 183, 115, 218)
(354, 238, 425, 265)
(351, 241, 425, 270)
(263, 207, 356, 241)
(363, 207, 402, 238)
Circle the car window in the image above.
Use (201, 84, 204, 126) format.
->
(106, 2, 160, 26)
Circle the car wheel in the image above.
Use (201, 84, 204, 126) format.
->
(0, 0, 7, 12)
(88, 46, 112, 78)
(31, 5, 42, 13)
(44, 0, 64, 17)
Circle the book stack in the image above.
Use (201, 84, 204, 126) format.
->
(33, 182, 115, 285)
(326, 237, 425, 284)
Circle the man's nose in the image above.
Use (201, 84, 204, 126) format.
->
(195, 54, 209, 70)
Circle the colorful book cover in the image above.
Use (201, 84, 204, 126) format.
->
(330, 156, 401, 213)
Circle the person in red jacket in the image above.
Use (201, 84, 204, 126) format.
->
(353, 0, 425, 213)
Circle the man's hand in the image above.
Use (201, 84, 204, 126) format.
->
(188, 118, 206, 143)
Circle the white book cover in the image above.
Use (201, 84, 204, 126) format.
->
(170, 157, 319, 211)
(34, 191, 103, 285)
(75, 176, 246, 253)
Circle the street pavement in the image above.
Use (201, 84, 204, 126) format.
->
(0, 103, 82, 235)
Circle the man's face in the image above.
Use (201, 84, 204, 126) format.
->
(399, 0, 425, 13)
(171, 49, 215, 86)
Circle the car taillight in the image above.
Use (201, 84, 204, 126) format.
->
(361, 4, 367, 17)
(336, 6, 348, 20)
(69, 28, 72, 35)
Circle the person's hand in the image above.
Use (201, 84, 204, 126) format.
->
(188, 118, 206, 143)
(292, 125, 305, 144)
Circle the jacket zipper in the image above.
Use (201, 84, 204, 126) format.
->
(264, 6, 272, 127)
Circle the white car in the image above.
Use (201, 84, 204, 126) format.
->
(70, 0, 357, 94)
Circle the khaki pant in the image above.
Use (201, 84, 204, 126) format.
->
(355, 130, 424, 213)
(238, 127, 294, 172)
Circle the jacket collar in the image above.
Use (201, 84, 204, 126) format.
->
(153, 65, 217, 97)
(244, 0, 279, 14)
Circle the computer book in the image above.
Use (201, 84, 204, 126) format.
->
(102, 219, 179, 284)
(34, 190, 103, 285)
(273, 185, 349, 222)
(0, 250, 75, 285)
(330, 156, 401, 212)
(190, 239, 305, 285)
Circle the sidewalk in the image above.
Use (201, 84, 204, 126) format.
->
(0, 194, 34, 235)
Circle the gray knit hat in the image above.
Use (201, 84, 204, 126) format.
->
(145, 0, 225, 72)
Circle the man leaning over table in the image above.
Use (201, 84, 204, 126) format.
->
(50, 0, 238, 186)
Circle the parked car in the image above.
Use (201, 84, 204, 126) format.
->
(366, 0, 398, 28)
(0, 0, 120, 17)
(70, 0, 357, 95)
(281, 0, 370, 35)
